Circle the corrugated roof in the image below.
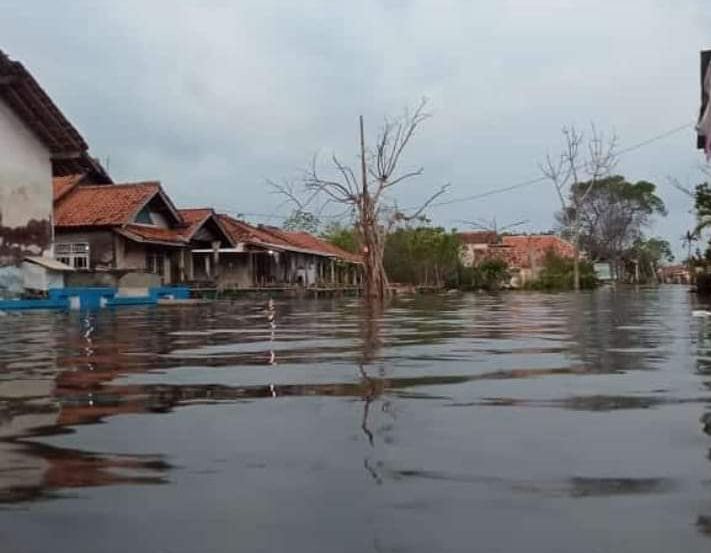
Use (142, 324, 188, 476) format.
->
(54, 182, 162, 227)
(218, 215, 293, 249)
(0, 50, 86, 154)
(259, 227, 363, 264)
(217, 215, 361, 263)
(23, 256, 75, 271)
(118, 224, 187, 246)
(0, 50, 112, 181)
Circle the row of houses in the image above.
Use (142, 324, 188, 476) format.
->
(0, 47, 583, 297)
(52, 177, 361, 290)
(0, 49, 361, 297)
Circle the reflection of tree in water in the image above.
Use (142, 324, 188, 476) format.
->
(0, 297, 466, 505)
(0, 310, 173, 505)
(357, 302, 396, 486)
(565, 289, 673, 373)
(266, 297, 277, 366)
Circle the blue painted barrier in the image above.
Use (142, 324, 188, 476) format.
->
(0, 298, 68, 311)
(0, 286, 193, 312)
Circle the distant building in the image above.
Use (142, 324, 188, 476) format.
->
(0, 50, 109, 296)
(593, 262, 613, 282)
(657, 264, 691, 285)
(457, 231, 498, 267)
(457, 232, 575, 287)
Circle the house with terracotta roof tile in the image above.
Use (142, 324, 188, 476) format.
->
(53, 181, 233, 285)
(458, 232, 575, 287)
(0, 50, 109, 295)
(213, 215, 362, 288)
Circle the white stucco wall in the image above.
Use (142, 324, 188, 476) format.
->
(0, 97, 52, 230)
(0, 97, 53, 295)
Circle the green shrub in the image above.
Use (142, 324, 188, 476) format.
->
(453, 259, 510, 291)
(526, 251, 597, 290)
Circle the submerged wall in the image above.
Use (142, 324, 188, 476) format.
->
(0, 98, 52, 296)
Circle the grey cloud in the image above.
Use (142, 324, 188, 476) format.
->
(1, 0, 708, 253)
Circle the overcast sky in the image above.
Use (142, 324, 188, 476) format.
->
(2, 0, 710, 255)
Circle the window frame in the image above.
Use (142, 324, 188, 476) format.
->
(55, 242, 91, 270)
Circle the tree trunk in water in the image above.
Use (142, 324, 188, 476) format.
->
(359, 115, 389, 302)
(573, 229, 581, 291)
(360, 196, 388, 300)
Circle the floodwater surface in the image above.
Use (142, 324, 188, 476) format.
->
(1, 287, 711, 552)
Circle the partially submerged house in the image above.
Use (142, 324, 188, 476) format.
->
(53, 181, 192, 285)
(458, 232, 575, 287)
(214, 215, 362, 289)
(176, 208, 236, 281)
(0, 50, 109, 295)
(51, 178, 359, 290)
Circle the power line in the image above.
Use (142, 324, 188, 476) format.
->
(225, 121, 695, 222)
(425, 121, 694, 209)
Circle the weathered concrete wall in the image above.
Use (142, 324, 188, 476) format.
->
(65, 271, 118, 287)
(122, 240, 148, 271)
(218, 254, 253, 288)
(55, 230, 115, 270)
(118, 272, 161, 288)
(0, 98, 53, 295)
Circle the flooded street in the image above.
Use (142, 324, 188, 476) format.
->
(1, 286, 711, 552)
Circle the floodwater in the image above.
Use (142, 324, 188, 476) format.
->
(1, 287, 711, 552)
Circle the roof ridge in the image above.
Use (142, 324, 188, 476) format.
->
(75, 181, 160, 190)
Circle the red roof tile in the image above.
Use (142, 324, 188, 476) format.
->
(217, 215, 361, 263)
(260, 227, 363, 264)
(177, 208, 214, 239)
(218, 215, 294, 249)
(485, 235, 575, 269)
(54, 182, 161, 227)
(175, 208, 235, 246)
(52, 174, 85, 202)
(457, 231, 498, 245)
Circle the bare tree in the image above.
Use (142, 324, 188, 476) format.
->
(540, 125, 618, 290)
(277, 99, 448, 300)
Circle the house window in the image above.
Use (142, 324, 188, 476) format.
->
(56, 243, 90, 270)
(135, 206, 154, 225)
(146, 251, 164, 276)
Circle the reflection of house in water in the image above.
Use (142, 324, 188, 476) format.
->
(458, 232, 575, 287)
(0, 378, 59, 502)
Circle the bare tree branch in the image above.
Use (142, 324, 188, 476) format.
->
(271, 100, 438, 301)
(390, 184, 450, 225)
(540, 123, 618, 290)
